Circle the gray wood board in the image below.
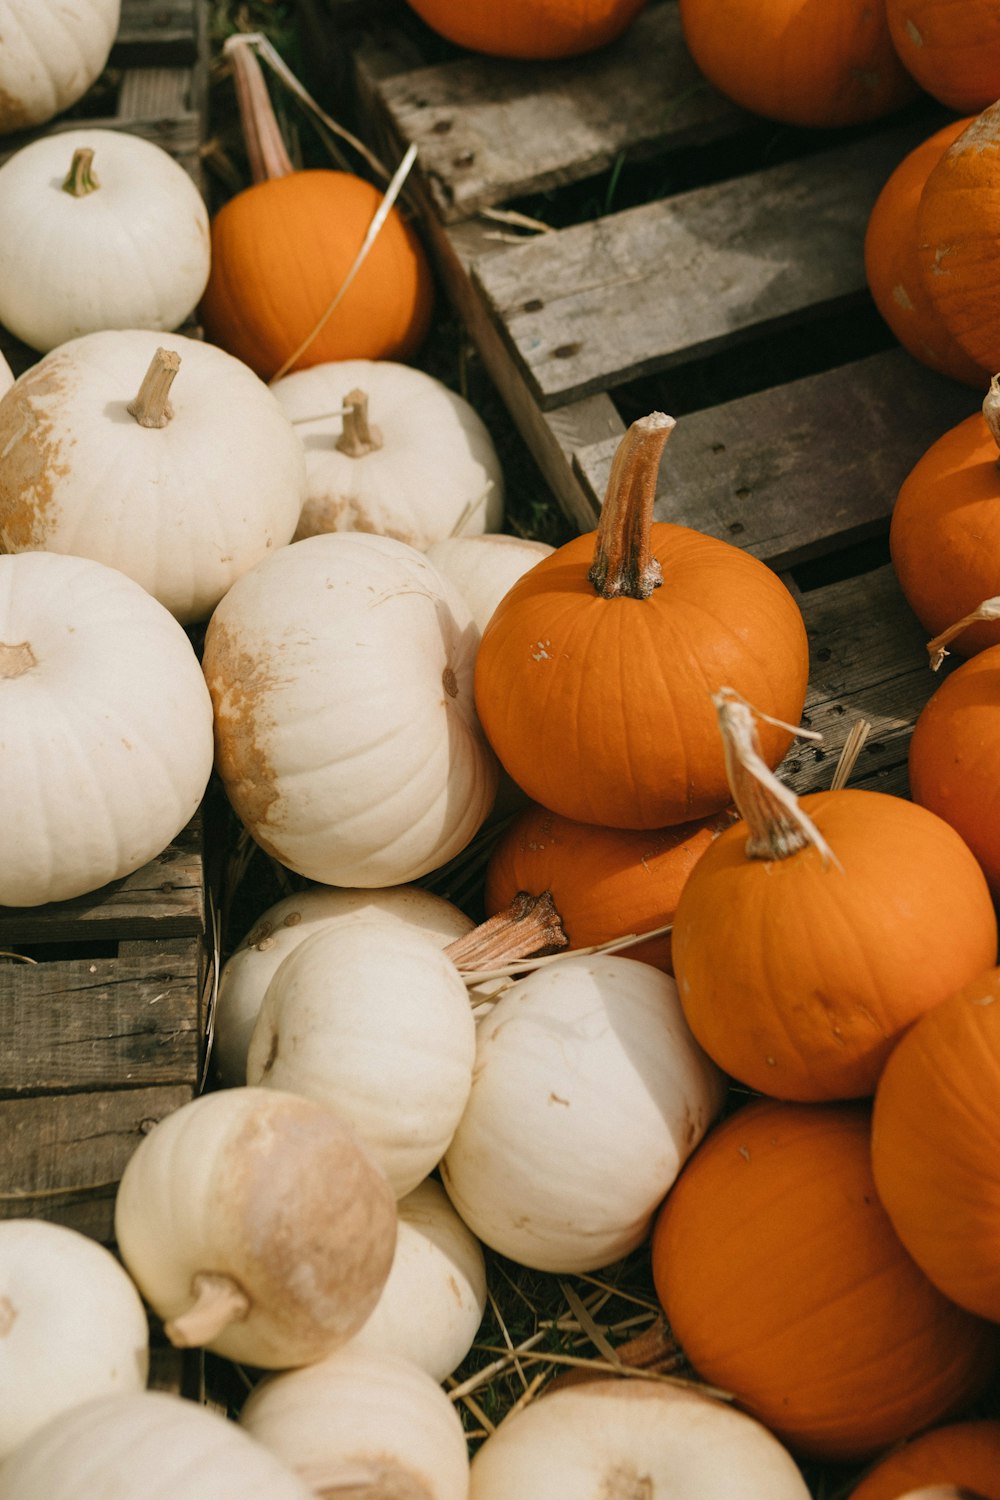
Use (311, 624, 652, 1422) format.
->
(471, 121, 937, 409)
(368, 3, 748, 222)
(572, 349, 982, 563)
(1, 938, 203, 1096)
(114, 0, 203, 63)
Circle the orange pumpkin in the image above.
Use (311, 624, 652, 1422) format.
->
(865, 118, 988, 388)
(872, 968, 1000, 1322)
(847, 1420, 1000, 1500)
(199, 39, 433, 382)
(473, 414, 810, 830)
(483, 801, 732, 972)
(671, 695, 998, 1100)
(402, 0, 647, 58)
(891, 386, 1000, 658)
(678, 0, 917, 128)
(650, 1098, 1000, 1463)
(917, 105, 1000, 376)
(886, 0, 1000, 113)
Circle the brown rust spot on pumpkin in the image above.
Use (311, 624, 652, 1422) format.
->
(313, 1458, 435, 1499)
(0, 1295, 17, 1336)
(0, 359, 75, 552)
(442, 664, 458, 698)
(0, 641, 36, 678)
(202, 618, 284, 853)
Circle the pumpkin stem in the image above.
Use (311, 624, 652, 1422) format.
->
(588, 413, 675, 600)
(926, 595, 1000, 669)
(336, 389, 384, 457)
(829, 717, 871, 791)
(444, 891, 569, 972)
(61, 146, 99, 198)
(0, 641, 37, 679)
(164, 1270, 251, 1348)
(715, 689, 840, 867)
(983, 374, 1000, 460)
(127, 348, 181, 429)
(224, 33, 294, 183)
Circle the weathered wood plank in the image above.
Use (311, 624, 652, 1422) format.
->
(114, 0, 202, 64)
(572, 350, 982, 559)
(472, 121, 938, 409)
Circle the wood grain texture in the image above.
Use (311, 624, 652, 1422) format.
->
(114, 0, 203, 64)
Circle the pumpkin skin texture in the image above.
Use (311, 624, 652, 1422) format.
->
(865, 118, 989, 388)
(872, 967, 1000, 1322)
(678, 0, 917, 129)
(672, 787, 998, 1100)
(651, 1100, 1000, 1463)
(847, 1420, 1000, 1500)
(199, 172, 434, 382)
(886, 0, 1000, 113)
(401, 0, 647, 59)
(0, 1, 121, 135)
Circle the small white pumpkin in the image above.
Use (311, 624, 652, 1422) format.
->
(0, 1390, 315, 1500)
(426, 532, 555, 634)
(203, 532, 498, 886)
(114, 1087, 397, 1369)
(0, 1, 121, 135)
(0, 1220, 149, 1460)
(0, 329, 306, 623)
(0, 351, 14, 398)
(440, 954, 726, 1273)
(271, 359, 504, 548)
(468, 1378, 813, 1499)
(0, 130, 210, 352)
(0, 550, 214, 907)
(215, 883, 474, 1086)
(246, 916, 477, 1197)
(240, 1347, 471, 1500)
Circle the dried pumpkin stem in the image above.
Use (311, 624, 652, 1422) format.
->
(444, 891, 568, 970)
(165, 1270, 251, 1348)
(984, 374, 1000, 461)
(62, 146, 99, 197)
(926, 596, 1000, 669)
(588, 413, 675, 599)
(336, 389, 383, 457)
(127, 348, 180, 429)
(224, 33, 293, 183)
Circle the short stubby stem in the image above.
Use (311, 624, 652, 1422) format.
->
(336, 389, 383, 458)
(62, 146, 100, 198)
(164, 1270, 250, 1348)
(588, 413, 675, 600)
(127, 348, 181, 429)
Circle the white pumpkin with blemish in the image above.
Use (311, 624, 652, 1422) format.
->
(202, 531, 498, 886)
(0, 1220, 149, 1461)
(426, 532, 555, 633)
(0, 328, 306, 623)
(441, 954, 727, 1273)
(246, 917, 477, 1197)
(0, 130, 210, 352)
(114, 1087, 397, 1369)
(0, 550, 214, 907)
(0, 1, 121, 136)
(271, 359, 504, 548)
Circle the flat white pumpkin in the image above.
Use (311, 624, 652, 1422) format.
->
(0, 329, 306, 623)
(271, 359, 504, 548)
(0, 1, 121, 135)
(202, 532, 498, 886)
(426, 532, 555, 633)
(0, 551, 214, 907)
(0, 130, 210, 352)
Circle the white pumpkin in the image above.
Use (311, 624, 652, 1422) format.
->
(246, 916, 477, 1197)
(202, 532, 498, 886)
(0, 130, 210, 352)
(114, 1087, 397, 1369)
(0, 1, 121, 135)
(348, 1178, 487, 1382)
(440, 954, 726, 1273)
(215, 883, 474, 1086)
(0, 550, 214, 907)
(271, 359, 504, 548)
(0, 328, 306, 623)
(0, 351, 14, 398)
(0, 1220, 149, 1460)
(468, 1379, 813, 1499)
(426, 532, 555, 633)
(0, 1390, 315, 1500)
(240, 1347, 470, 1500)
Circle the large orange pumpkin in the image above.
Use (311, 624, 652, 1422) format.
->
(650, 1099, 1000, 1462)
(402, 0, 647, 58)
(872, 967, 1000, 1322)
(886, 0, 1000, 113)
(671, 695, 998, 1100)
(473, 414, 810, 830)
(848, 1420, 1000, 1500)
(864, 118, 988, 388)
(678, 0, 917, 129)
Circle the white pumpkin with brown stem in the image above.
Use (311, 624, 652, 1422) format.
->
(0, 1, 121, 135)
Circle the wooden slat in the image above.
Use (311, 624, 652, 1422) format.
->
(471, 120, 937, 410)
(572, 349, 982, 558)
(114, 0, 202, 64)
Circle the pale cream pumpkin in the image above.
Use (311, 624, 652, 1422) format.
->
(0, 1, 121, 135)
(426, 532, 555, 633)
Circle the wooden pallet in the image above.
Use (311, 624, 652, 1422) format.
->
(349, 0, 982, 798)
